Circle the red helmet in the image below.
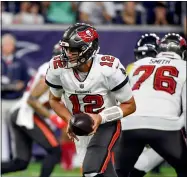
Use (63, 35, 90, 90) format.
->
(59, 23, 99, 68)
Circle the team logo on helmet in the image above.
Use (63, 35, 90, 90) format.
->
(77, 27, 98, 43)
(180, 38, 187, 47)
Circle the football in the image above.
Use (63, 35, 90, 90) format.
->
(70, 113, 94, 136)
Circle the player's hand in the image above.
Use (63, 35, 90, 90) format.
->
(86, 113, 102, 134)
(50, 114, 67, 129)
(66, 120, 79, 142)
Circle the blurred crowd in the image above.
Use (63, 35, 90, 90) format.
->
(1, 1, 186, 27)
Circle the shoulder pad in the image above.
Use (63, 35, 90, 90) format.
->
(99, 55, 120, 77)
(49, 55, 64, 75)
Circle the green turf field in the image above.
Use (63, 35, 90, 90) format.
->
(2, 163, 176, 177)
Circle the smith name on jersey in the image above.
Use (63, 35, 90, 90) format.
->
(45, 54, 132, 116)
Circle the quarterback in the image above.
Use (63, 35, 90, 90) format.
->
(45, 23, 136, 177)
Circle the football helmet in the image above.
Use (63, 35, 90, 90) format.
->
(59, 23, 99, 68)
(158, 33, 187, 60)
(134, 33, 160, 60)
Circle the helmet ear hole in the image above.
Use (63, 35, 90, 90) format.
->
(80, 58, 86, 63)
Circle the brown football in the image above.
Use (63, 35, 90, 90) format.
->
(70, 113, 94, 136)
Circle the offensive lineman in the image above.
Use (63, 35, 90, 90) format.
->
(45, 23, 136, 177)
(129, 34, 186, 177)
(125, 33, 164, 177)
(115, 33, 187, 177)
(1, 44, 65, 177)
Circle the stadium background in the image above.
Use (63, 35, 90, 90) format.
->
(1, 1, 186, 177)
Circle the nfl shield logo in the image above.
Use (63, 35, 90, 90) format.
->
(80, 84, 84, 89)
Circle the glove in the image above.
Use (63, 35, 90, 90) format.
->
(50, 114, 67, 129)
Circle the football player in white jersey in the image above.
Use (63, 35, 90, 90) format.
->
(123, 33, 164, 177)
(129, 34, 187, 177)
(127, 33, 185, 177)
(1, 44, 66, 177)
(115, 33, 187, 177)
(45, 23, 136, 177)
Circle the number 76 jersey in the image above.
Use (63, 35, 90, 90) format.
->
(127, 55, 186, 119)
(45, 54, 132, 115)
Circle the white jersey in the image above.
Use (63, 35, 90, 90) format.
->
(12, 62, 49, 129)
(46, 54, 132, 115)
(46, 54, 133, 164)
(122, 52, 186, 131)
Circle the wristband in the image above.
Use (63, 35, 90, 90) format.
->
(99, 106, 123, 124)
